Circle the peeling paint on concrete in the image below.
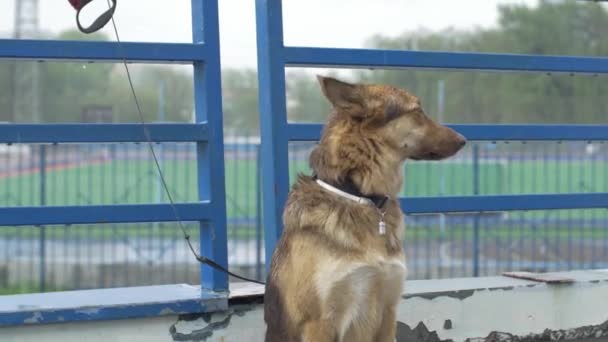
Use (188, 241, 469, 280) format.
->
(397, 321, 454, 342)
(170, 304, 257, 341)
(397, 318, 608, 342)
(170, 313, 229, 341)
(398, 277, 608, 342)
(75, 308, 101, 315)
(405, 289, 476, 300)
(405, 285, 523, 301)
(465, 319, 608, 341)
(23, 312, 42, 324)
(488, 286, 514, 292)
(159, 308, 176, 315)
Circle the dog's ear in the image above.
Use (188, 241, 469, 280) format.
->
(317, 76, 364, 115)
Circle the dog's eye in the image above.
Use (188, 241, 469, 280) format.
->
(384, 102, 401, 122)
(405, 105, 423, 115)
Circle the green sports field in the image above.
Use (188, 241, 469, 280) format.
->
(1, 156, 606, 219)
(2, 157, 606, 295)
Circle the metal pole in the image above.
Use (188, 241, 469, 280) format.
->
(438, 80, 446, 234)
(436, 80, 448, 277)
(192, 0, 229, 291)
(157, 81, 165, 204)
(154, 81, 165, 238)
(256, 0, 290, 274)
(473, 144, 481, 277)
(39, 145, 46, 292)
(255, 143, 262, 281)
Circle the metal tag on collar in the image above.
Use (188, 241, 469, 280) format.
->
(378, 220, 386, 235)
(378, 211, 387, 235)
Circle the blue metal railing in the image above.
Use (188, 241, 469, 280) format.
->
(283, 47, 608, 73)
(0, 124, 209, 143)
(255, 0, 608, 269)
(0, 0, 605, 297)
(0, 39, 208, 63)
(0, 0, 229, 292)
(1, 140, 608, 292)
(287, 124, 608, 142)
(0, 0, 605, 327)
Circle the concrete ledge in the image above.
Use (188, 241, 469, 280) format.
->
(397, 269, 608, 341)
(0, 284, 227, 327)
(1, 269, 608, 341)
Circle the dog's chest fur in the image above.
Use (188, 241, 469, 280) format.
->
(314, 249, 406, 340)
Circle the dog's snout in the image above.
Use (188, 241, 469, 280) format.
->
(457, 133, 467, 147)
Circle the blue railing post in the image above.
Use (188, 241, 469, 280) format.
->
(256, 0, 291, 271)
(255, 144, 263, 281)
(38, 145, 46, 292)
(156, 81, 166, 204)
(192, 0, 229, 292)
(472, 144, 480, 277)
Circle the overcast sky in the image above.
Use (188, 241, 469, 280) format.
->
(0, 0, 539, 68)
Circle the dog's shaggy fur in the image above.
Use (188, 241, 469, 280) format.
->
(264, 76, 466, 342)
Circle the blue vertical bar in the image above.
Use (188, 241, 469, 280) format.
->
(567, 145, 572, 270)
(256, 0, 290, 271)
(192, 0, 229, 291)
(598, 148, 608, 267)
(472, 144, 480, 277)
(255, 143, 263, 281)
(542, 143, 549, 270)
(591, 146, 598, 268)
(555, 143, 561, 269)
(39, 145, 46, 292)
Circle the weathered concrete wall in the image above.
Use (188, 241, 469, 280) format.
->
(2, 270, 608, 342)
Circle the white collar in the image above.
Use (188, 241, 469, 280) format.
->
(315, 179, 375, 206)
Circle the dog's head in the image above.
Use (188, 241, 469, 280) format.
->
(310, 76, 466, 195)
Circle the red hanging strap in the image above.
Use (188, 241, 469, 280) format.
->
(68, 0, 89, 10)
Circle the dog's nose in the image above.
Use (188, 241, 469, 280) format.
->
(457, 133, 467, 147)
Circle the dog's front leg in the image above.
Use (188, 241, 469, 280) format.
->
(301, 320, 337, 342)
(374, 306, 397, 342)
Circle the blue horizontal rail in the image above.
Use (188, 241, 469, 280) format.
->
(287, 124, 608, 141)
(0, 203, 210, 226)
(0, 123, 209, 143)
(0, 39, 207, 63)
(284, 47, 608, 74)
(401, 193, 608, 214)
(449, 124, 608, 141)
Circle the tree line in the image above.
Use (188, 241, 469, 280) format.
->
(1, 1, 606, 132)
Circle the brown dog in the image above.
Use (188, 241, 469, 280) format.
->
(264, 76, 466, 342)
